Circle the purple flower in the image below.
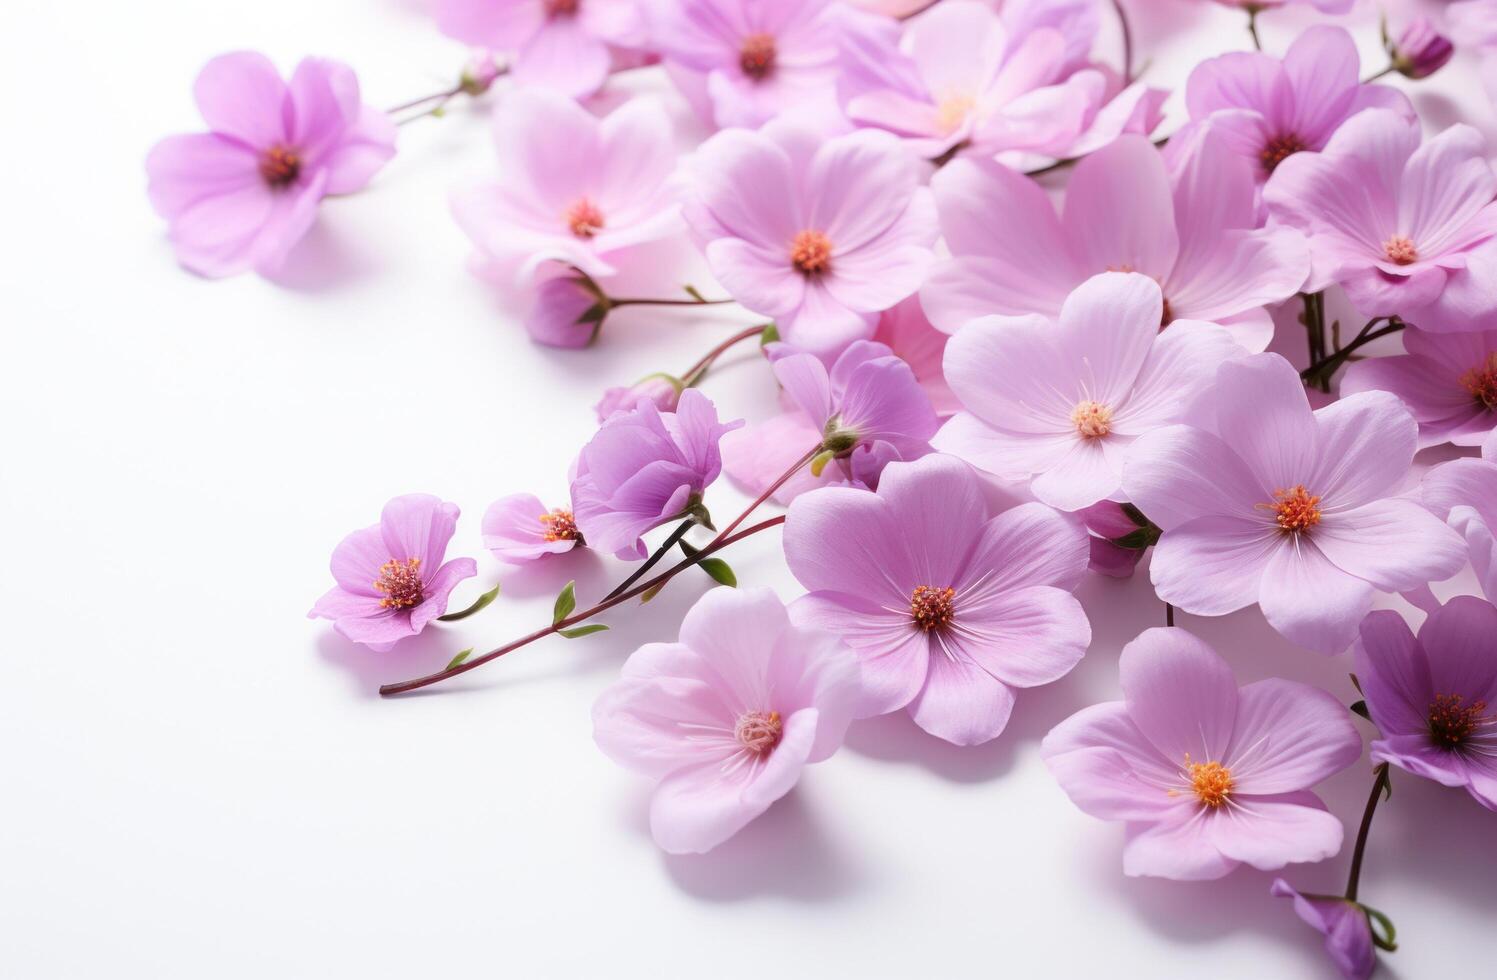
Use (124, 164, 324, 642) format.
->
(433, 0, 643, 99)
(594, 374, 683, 422)
(308, 495, 478, 651)
(1265, 109, 1497, 333)
(1181, 26, 1413, 185)
(1423, 453, 1497, 603)
(784, 454, 1091, 746)
(1269, 880, 1378, 980)
(1122, 353, 1467, 655)
(570, 389, 742, 559)
(1391, 18, 1455, 80)
(1042, 627, 1363, 880)
(922, 129, 1309, 351)
(1342, 326, 1497, 449)
(592, 587, 862, 854)
(1077, 501, 1157, 579)
(1355, 598, 1497, 811)
(146, 52, 396, 279)
(936, 272, 1244, 512)
(683, 122, 938, 357)
(452, 90, 679, 283)
(482, 494, 583, 565)
(521, 273, 607, 349)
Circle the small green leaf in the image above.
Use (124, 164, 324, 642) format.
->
(559, 624, 609, 639)
(553, 580, 577, 625)
(1350, 699, 1370, 721)
(698, 558, 737, 587)
(446, 648, 474, 670)
(436, 583, 501, 622)
(639, 581, 666, 603)
(683, 283, 709, 303)
(759, 322, 780, 346)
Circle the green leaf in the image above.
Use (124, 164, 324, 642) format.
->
(683, 283, 709, 303)
(436, 583, 501, 622)
(559, 624, 609, 639)
(445, 648, 474, 671)
(697, 558, 737, 587)
(553, 581, 577, 625)
(759, 322, 780, 346)
(639, 581, 666, 603)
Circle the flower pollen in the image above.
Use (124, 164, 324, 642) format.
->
(259, 144, 302, 187)
(565, 198, 605, 239)
(791, 229, 833, 276)
(1260, 133, 1305, 174)
(1187, 759, 1234, 808)
(539, 509, 580, 542)
(1428, 693, 1490, 747)
(736, 709, 783, 754)
(1071, 400, 1113, 439)
(1461, 352, 1497, 409)
(1262, 485, 1322, 533)
(374, 557, 424, 609)
(910, 585, 956, 632)
(740, 33, 777, 80)
(1383, 235, 1418, 265)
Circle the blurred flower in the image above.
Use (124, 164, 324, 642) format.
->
(1391, 18, 1454, 80)
(460, 49, 504, 94)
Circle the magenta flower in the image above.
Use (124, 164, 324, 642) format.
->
(1355, 599, 1497, 811)
(784, 454, 1091, 746)
(922, 130, 1308, 351)
(1270, 880, 1378, 980)
(684, 122, 938, 356)
(592, 586, 861, 854)
(650, 0, 846, 129)
(308, 494, 479, 652)
(1077, 501, 1157, 579)
(1391, 18, 1455, 80)
(1122, 353, 1467, 655)
(452, 90, 679, 283)
(1423, 453, 1497, 604)
(936, 272, 1244, 512)
(482, 493, 583, 565)
(570, 389, 742, 559)
(594, 374, 682, 422)
(521, 272, 606, 348)
(1043, 627, 1362, 880)
(146, 52, 396, 279)
(1342, 326, 1497, 449)
(433, 0, 643, 98)
(1265, 109, 1497, 333)
(1181, 26, 1413, 185)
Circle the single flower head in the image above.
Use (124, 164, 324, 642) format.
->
(591, 586, 862, 853)
(308, 494, 478, 651)
(784, 454, 1092, 745)
(433, 0, 643, 98)
(936, 272, 1244, 511)
(594, 373, 684, 422)
(570, 389, 742, 559)
(521, 271, 609, 348)
(1342, 325, 1497, 449)
(1355, 598, 1497, 812)
(482, 493, 584, 565)
(146, 52, 396, 278)
(1043, 627, 1363, 880)
(1422, 456, 1497, 605)
(1391, 17, 1454, 80)
(1122, 353, 1467, 654)
(1270, 880, 1379, 980)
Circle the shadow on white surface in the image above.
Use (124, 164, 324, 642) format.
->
(265, 218, 383, 292)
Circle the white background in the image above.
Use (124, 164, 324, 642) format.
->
(3, 0, 1493, 977)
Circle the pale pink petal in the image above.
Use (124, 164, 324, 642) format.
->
(1122, 425, 1268, 528)
(1225, 680, 1362, 794)
(792, 593, 929, 716)
(1313, 499, 1466, 592)
(951, 585, 1089, 688)
(194, 51, 289, 148)
(1061, 135, 1180, 280)
(1213, 354, 1318, 494)
(907, 649, 1016, 746)
(1119, 627, 1239, 765)
(1123, 812, 1239, 880)
(1208, 791, 1344, 871)
(961, 500, 1090, 594)
(1150, 516, 1280, 616)
(1258, 540, 1374, 655)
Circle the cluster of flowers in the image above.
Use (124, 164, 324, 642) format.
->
(148, 1, 1497, 976)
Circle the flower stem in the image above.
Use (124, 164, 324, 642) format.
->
(1363, 65, 1396, 84)
(715, 445, 822, 543)
(1246, 6, 1263, 51)
(1300, 317, 1404, 386)
(602, 518, 695, 601)
(1345, 763, 1391, 902)
(608, 297, 735, 309)
(680, 324, 769, 388)
(1165, 602, 1175, 627)
(1112, 0, 1134, 85)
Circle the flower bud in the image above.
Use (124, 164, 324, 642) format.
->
(524, 273, 609, 349)
(460, 50, 503, 95)
(594, 373, 684, 422)
(1390, 18, 1453, 80)
(1076, 501, 1159, 579)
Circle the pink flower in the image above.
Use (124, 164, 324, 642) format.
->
(1043, 627, 1362, 880)
(1422, 453, 1497, 604)
(936, 272, 1244, 512)
(1181, 26, 1413, 185)
(650, 0, 847, 128)
(1270, 880, 1378, 980)
(684, 122, 938, 356)
(146, 52, 396, 279)
(591, 586, 861, 854)
(871, 296, 955, 416)
(922, 130, 1308, 351)
(452, 90, 679, 283)
(1341, 326, 1497, 449)
(433, 0, 643, 98)
(570, 389, 742, 559)
(1391, 18, 1454, 80)
(594, 374, 683, 422)
(784, 454, 1091, 746)
(521, 272, 607, 348)
(1077, 501, 1158, 579)
(1122, 353, 1466, 655)
(1264, 109, 1497, 333)
(308, 494, 478, 652)
(482, 493, 583, 564)
(1355, 598, 1497, 811)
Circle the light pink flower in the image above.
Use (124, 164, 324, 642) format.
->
(936, 272, 1244, 512)
(594, 374, 683, 422)
(1422, 453, 1497, 604)
(308, 494, 479, 652)
(922, 130, 1309, 351)
(1341, 326, 1497, 449)
(482, 493, 583, 564)
(872, 296, 956, 416)
(146, 52, 395, 279)
(592, 586, 861, 854)
(433, 0, 643, 98)
(1043, 627, 1362, 880)
(785, 454, 1091, 746)
(684, 122, 937, 356)
(1122, 353, 1467, 655)
(521, 272, 607, 348)
(1264, 109, 1497, 333)
(452, 90, 679, 283)
(1391, 18, 1454, 80)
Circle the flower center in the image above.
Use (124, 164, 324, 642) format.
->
(373, 557, 424, 609)
(1263, 485, 1322, 533)
(1428, 693, 1490, 746)
(259, 144, 302, 187)
(1460, 352, 1497, 409)
(740, 33, 776, 80)
(1187, 760, 1234, 808)
(1259, 133, 1305, 174)
(1071, 400, 1113, 439)
(539, 508, 580, 542)
(735, 710, 783, 754)
(910, 585, 956, 632)
(1383, 235, 1418, 265)
(935, 93, 975, 134)
(790, 229, 832, 276)
(565, 198, 605, 239)
(545, 0, 579, 15)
